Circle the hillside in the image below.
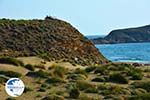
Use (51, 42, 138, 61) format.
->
(0, 16, 107, 66)
(92, 25, 150, 44)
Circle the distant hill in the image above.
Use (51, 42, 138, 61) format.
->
(0, 16, 107, 65)
(86, 35, 105, 39)
(92, 25, 150, 44)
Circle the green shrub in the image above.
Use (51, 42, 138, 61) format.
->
(34, 64, 45, 69)
(128, 68, 143, 76)
(0, 77, 7, 84)
(6, 98, 16, 100)
(99, 85, 127, 95)
(46, 77, 65, 84)
(24, 87, 33, 93)
(74, 68, 87, 77)
(78, 93, 102, 100)
(0, 71, 22, 77)
(85, 66, 96, 73)
(67, 74, 86, 80)
(41, 83, 48, 88)
(132, 81, 150, 92)
(38, 87, 46, 92)
(69, 87, 80, 99)
(94, 67, 109, 75)
(36, 94, 42, 98)
(84, 87, 98, 93)
(0, 57, 24, 66)
(53, 65, 67, 78)
(76, 80, 95, 91)
(128, 93, 150, 100)
(109, 73, 128, 84)
(42, 95, 64, 100)
(131, 73, 143, 80)
(117, 63, 132, 71)
(91, 77, 106, 82)
(24, 64, 35, 71)
(131, 88, 147, 95)
(38, 52, 50, 61)
(26, 70, 49, 78)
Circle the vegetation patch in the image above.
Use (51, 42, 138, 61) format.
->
(128, 93, 150, 100)
(94, 66, 109, 75)
(45, 77, 65, 84)
(74, 68, 87, 77)
(53, 65, 67, 78)
(85, 66, 96, 73)
(0, 57, 24, 66)
(0, 71, 22, 77)
(131, 81, 150, 92)
(24, 64, 35, 71)
(24, 87, 33, 93)
(0, 77, 8, 84)
(69, 87, 80, 99)
(109, 73, 128, 84)
(26, 70, 49, 78)
(76, 80, 95, 91)
(42, 94, 64, 100)
(91, 77, 106, 82)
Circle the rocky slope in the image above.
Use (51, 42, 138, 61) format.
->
(0, 16, 107, 65)
(92, 25, 150, 44)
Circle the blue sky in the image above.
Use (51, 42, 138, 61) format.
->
(0, 0, 150, 35)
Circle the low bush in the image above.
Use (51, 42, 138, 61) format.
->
(6, 98, 16, 100)
(41, 83, 48, 88)
(24, 87, 33, 93)
(84, 87, 98, 93)
(74, 68, 87, 77)
(53, 65, 67, 78)
(128, 93, 150, 100)
(94, 66, 109, 75)
(85, 66, 96, 73)
(99, 85, 127, 95)
(131, 73, 143, 80)
(24, 64, 35, 71)
(76, 80, 95, 91)
(109, 73, 128, 84)
(78, 93, 102, 100)
(67, 74, 86, 80)
(0, 71, 22, 77)
(45, 77, 65, 84)
(42, 95, 64, 100)
(91, 77, 106, 82)
(38, 87, 46, 92)
(34, 64, 45, 69)
(128, 68, 143, 76)
(131, 88, 147, 95)
(132, 81, 150, 92)
(0, 57, 24, 66)
(26, 70, 49, 78)
(0, 77, 7, 84)
(69, 87, 80, 99)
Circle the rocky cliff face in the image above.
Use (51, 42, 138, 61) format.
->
(92, 25, 150, 44)
(0, 17, 107, 65)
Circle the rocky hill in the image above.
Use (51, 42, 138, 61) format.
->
(0, 16, 107, 65)
(92, 25, 150, 44)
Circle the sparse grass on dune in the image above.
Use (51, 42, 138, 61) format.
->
(0, 57, 150, 100)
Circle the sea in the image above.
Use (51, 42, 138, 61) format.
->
(87, 36, 150, 63)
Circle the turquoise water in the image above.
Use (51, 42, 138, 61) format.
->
(96, 43, 150, 63)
